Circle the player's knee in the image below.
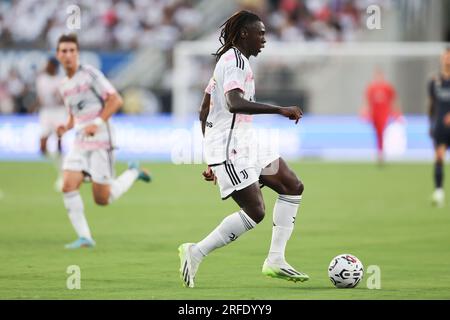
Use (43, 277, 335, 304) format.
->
(62, 183, 77, 193)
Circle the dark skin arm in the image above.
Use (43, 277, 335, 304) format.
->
(199, 92, 216, 183)
(199, 92, 211, 136)
(225, 89, 303, 123)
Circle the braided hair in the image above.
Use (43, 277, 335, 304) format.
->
(213, 10, 262, 62)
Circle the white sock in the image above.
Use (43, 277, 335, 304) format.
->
(268, 194, 302, 263)
(192, 210, 257, 262)
(63, 191, 92, 240)
(108, 169, 139, 203)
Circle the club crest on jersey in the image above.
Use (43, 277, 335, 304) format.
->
(76, 101, 85, 111)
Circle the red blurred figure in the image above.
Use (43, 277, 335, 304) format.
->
(362, 68, 402, 164)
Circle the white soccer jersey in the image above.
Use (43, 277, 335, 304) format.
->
(59, 64, 117, 151)
(36, 73, 64, 109)
(204, 47, 256, 165)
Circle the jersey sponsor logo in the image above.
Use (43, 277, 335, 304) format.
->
(236, 114, 253, 123)
(206, 121, 213, 128)
(62, 83, 90, 97)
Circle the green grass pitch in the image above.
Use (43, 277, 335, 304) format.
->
(0, 161, 449, 299)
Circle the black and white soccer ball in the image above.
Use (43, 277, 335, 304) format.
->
(328, 254, 364, 288)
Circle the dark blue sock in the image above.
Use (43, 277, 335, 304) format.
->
(434, 162, 444, 189)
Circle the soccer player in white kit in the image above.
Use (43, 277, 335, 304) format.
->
(55, 34, 151, 249)
(35, 57, 67, 191)
(179, 11, 309, 288)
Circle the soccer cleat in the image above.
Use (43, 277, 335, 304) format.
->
(178, 243, 200, 288)
(64, 237, 96, 249)
(128, 161, 152, 183)
(431, 189, 445, 208)
(262, 258, 309, 283)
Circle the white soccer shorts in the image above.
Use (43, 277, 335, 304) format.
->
(212, 153, 280, 199)
(63, 148, 115, 185)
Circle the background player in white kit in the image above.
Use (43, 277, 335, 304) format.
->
(179, 11, 308, 288)
(55, 34, 151, 249)
(35, 57, 66, 191)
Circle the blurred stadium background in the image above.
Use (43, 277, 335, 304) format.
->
(2, 0, 450, 300)
(1, 0, 449, 161)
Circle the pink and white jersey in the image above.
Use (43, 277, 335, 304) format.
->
(36, 73, 64, 110)
(59, 64, 117, 150)
(204, 47, 256, 165)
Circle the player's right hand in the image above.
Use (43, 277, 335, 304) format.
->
(202, 166, 216, 185)
(56, 125, 67, 137)
(280, 106, 303, 124)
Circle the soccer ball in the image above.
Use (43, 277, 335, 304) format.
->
(328, 254, 364, 288)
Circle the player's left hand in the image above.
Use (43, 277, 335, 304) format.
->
(444, 113, 450, 127)
(84, 124, 98, 136)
